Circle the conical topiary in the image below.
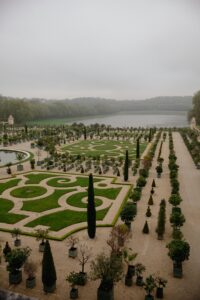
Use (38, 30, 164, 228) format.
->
(150, 188, 155, 195)
(142, 221, 149, 234)
(87, 173, 96, 239)
(148, 195, 154, 205)
(146, 206, 152, 217)
(42, 240, 57, 292)
(152, 179, 156, 188)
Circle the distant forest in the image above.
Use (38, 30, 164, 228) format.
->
(0, 95, 192, 124)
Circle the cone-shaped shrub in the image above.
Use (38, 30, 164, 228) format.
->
(142, 221, 149, 234)
(148, 195, 154, 205)
(87, 173, 96, 239)
(152, 179, 156, 188)
(146, 206, 152, 217)
(156, 199, 166, 240)
(42, 240, 57, 292)
(150, 188, 154, 195)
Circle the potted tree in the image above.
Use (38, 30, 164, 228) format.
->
(143, 275, 156, 300)
(123, 248, 137, 286)
(90, 252, 123, 300)
(35, 228, 49, 252)
(155, 276, 167, 299)
(67, 235, 79, 258)
(135, 263, 146, 286)
(6, 247, 31, 284)
(156, 165, 163, 178)
(12, 228, 22, 247)
(66, 271, 79, 299)
(16, 152, 24, 171)
(24, 260, 37, 288)
(78, 243, 91, 285)
(166, 239, 190, 278)
(120, 202, 137, 229)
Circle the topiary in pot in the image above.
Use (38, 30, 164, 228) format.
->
(146, 206, 152, 218)
(168, 194, 182, 207)
(166, 239, 190, 278)
(148, 195, 154, 205)
(67, 235, 79, 258)
(90, 252, 123, 300)
(66, 272, 79, 299)
(135, 263, 146, 286)
(12, 228, 22, 247)
(24, 260, 37, 288)
(143, 221, 149, 234)
(35, 228, 49, 252)
(42, 240, 57, 292)
(155, 276, 167, 299)
(143, 275, 156, 300)
(6, 247, 31, 284)
(120, 202, 137, 228)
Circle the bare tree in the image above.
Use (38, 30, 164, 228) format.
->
(78, 244, 92, 273)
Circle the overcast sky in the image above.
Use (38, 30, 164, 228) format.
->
(0, 0, 200, 100)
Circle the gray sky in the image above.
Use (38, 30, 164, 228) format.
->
(0, 0, 200, 100)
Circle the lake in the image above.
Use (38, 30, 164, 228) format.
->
(67, 112, 188, 128)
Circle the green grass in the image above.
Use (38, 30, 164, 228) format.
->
(0, 178, 21, 194)
(0, 198, 27, 224)
(62, 139, 147, 159)
(67, 192, 103, 208)
(25, 173, 58, 184)
(10, 186, 47, 198)
(25, 206, 110, 231)
(47, 176, 102, 188)
(95, 187, 121, 199)
(22, 189, 76, 212)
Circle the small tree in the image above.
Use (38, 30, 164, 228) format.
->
(123, 150, 129, 181)
(166, 239, 190, 277)
(78, 244, 92, 274)
(107, 224, 131, 253)
(87, 173, 96, 239)
(120, 202, 136, 226)
(169, 194, 182, 207)
(170, 211, 185, 230)
(143, 275, 156, 298)
(156, 200, 166, 240)
(24, 259, 37, 280)
(142, 221, 149, 234)
(42, 240, 57, 292)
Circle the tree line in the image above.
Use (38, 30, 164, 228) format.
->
(0, 94, 192, 124)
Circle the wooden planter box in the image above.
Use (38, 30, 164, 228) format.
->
(70, 288, 78, 299)
(39, 243, 45, 252)
(68, 247, 77, 258)
(97, 286, 114, 300)
(14, 239, 21, 247)
(9, 270, 22, 284)
(26, 277, 36, 288)
(156, 287, 164, 299)
(173, 262, 183, 278)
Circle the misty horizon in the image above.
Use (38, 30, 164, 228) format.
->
(0, 0, 200, 100)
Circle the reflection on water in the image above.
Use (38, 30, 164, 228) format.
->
(0, 150, 26, 166)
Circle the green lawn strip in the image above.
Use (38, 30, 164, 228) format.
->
(47, 176, 102, 188)
(25, 173, 58, 184)
(0, 178, 21, 195)
(10, 185, 47, 198)
(67, 192, 102, 208)
(25, 206, 110, 231)
(94, 187, 122, 199)
(0, 198, 27, 224)
(22, 189, 76, 212)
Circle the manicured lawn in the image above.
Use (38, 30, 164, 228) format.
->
(0, 198, 27, 224)
(62, 139, 147, 159)
(66, 192, 103, 208)
(25, 206, 110, 231)
(22, 189, 76, 212)
(25, 173, 58, 184)
(47, 176, 102, 188)
(10, 186, 47, 198)
(95, 187, 121, 199)
(0, 178, 21, 194)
